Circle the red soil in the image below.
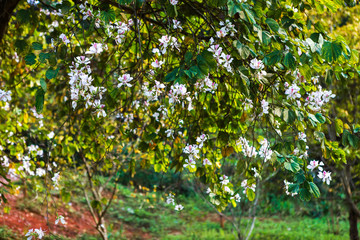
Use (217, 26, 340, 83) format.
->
(0, 194, 153, 239)
(0, 194, 98, 238)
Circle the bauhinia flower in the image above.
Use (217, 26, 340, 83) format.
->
(285, 83, 301, 100)
(117, 74, 133, 88)
(317, 170, 332, 185)
(250, 58, 264, 70)
(85, 43, 104, 55)
(174, 204, 184, 211)
(307, 160, 324, 171)
(25, 228, 45, 240)
(170, 0, 178, 5)
(55, 215, 67, 225)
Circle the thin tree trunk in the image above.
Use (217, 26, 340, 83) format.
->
(0, 0, 20, 42)
(349, 207, 359, 240)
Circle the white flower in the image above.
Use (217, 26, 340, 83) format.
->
(196, 134, 207, 148)
(220, 175, 229, 185)
(85, 43, 103, 55)
(26, 228, 45, 240)
(117, 74, 133, 88)
(318, 170, 332, 185)
(285, 83, 301, 100)
(55, 215, 67, 225)
(151, 59, 164, 68)
(36, 168, 46, 177)
(261, 100, 269, 114)
(166, 193, 175, 205)
(183, 157, 196, 169)
(241, 179, 256, 194)
(307, 160, 324, 171)
(170, 0, 178, 5)
(230, 193, 241, 202)
(0, 89, 11, 102)
(250, 58, 264, 70)
(203, 158, 212, 166)
(172, 19, 182, 30)
(35, 228, 45, 239)
(59, 33, 70, 44)
(298, 132, 307, 142)
(47, 132, 55, 139)
(174, 204, 184, 211)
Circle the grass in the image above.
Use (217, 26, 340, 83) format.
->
(2, 175, 356, 240)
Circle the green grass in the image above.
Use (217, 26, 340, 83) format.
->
(162, 217, 352, 240)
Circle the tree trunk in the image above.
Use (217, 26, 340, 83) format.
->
(349, 207, 359, 240)
(0, 0, 21, 42)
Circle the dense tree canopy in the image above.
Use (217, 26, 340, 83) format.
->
(0, 0, 359, 239)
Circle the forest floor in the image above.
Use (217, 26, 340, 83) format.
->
(0, 184, 355, 240)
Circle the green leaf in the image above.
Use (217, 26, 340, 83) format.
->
(299, 65, 312, 81)
(101, 8, 116, 24)
(263, 50, 282, 66)
(32, 42, 43, 50)
(40, 78, 47, 92)
(246, 188, 256, 201)
(45, 67, 59, 80)
(288, 183, 299, 193)
(15, 39, 28, 53)
(325, 69, 333, 85)
(35, 88, 45, 113)
(294, 172, 306, 184)
(299, 188, 312, 201)
(16, 9, 30, 24)
(260, 31, 271, 46)
(164, 68, 179, 82)
(228, 1, 241, 17)
(284, 160, 300, 172)
(154, 164, 162, 172)
(315, 113, 326, 124)
(282, 109, 296, 124)
(234, 41, 251, 59)
(342, 129, 350, 146)
(91, 200, 102, 211)
(60, 1, 72, 14)
(197, 55, 209, 74)
(244, 8, 256, 24)
(266, 18, 280, 32)
(348, 134, 360, 149)
(335, 119, 343, 136)
(308, 113, 319, 127)
(322, 41, 342, 63)
(39, 53, 50, 63)
(309, 182, 320, 198)
(185, 52, 193, 65)
(25, 53, 36, 65)
(283, 52, 296, 70)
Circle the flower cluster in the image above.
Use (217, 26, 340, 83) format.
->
(25, 228, 45, 240)
(285, 83, 301, 100)
(307, 160, 332, 185)
(0, 89, 11, 102)
(195, 75, 218, 94)
(237, 137, 257, 158)
(305, 86, 335, 112)
(217, 20, 237, 38)
(165, 193, 183, 211)
(241, 179, 256, 194)
(258, 139, 273, 162)
(68, 54, 107, 117)
(208, 39, 233, 73)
